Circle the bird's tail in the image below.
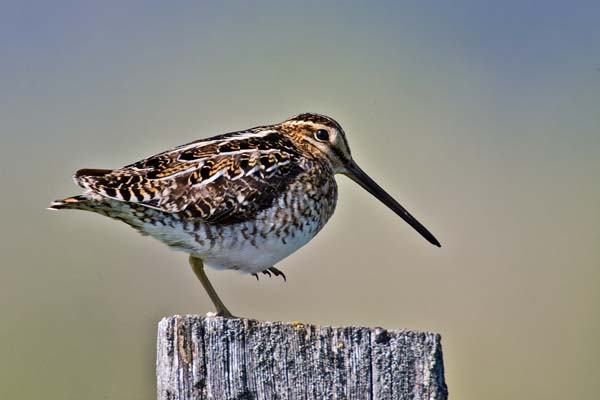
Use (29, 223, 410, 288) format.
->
(47, 195, 89, 211)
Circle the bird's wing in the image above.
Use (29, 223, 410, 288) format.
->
(74, 129, 309, 223)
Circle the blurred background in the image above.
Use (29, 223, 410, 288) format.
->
(1, 1, 599, 399)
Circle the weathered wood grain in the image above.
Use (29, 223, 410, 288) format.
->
(157, 315, 447, 400)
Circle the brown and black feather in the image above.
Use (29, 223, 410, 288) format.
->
(72, 128, 309, 224)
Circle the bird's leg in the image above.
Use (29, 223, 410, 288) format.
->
(252, 273, 259, 281)
(188, 256, 235, 318)
(268, 266, 287, 282)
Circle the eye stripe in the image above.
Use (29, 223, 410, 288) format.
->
(331, 146, 349, 164)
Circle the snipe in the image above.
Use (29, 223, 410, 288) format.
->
(50, 113, 440, 317)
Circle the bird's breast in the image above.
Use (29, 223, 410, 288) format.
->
(198, 169, 338, 273)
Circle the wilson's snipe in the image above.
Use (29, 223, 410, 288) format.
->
(50, 113, 440, 317)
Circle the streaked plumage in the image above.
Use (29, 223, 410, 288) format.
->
(50, 113, 440, 317)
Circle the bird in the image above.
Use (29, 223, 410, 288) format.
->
(49, 113, 440, 317)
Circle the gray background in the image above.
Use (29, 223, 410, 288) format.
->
(2, 2, 599, 399)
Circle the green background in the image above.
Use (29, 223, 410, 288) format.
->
(2, 2, 599, 399)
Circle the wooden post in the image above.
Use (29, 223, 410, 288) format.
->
(156, 315, 448, 400)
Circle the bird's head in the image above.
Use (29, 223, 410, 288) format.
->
(281, 112, 441, 247)
(281, 112, 352, 174)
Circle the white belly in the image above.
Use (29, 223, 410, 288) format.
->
(133, 197, 330, 274)
(200, 219, 320, 273)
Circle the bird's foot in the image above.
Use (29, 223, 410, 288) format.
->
(251, 267, 286, 282)
(215, 310, 237, 319)
(268, 266, 287, 282)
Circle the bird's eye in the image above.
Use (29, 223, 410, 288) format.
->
(314, 129, 329, 142)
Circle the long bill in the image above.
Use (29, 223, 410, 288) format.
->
(345, 161, 441, 247)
